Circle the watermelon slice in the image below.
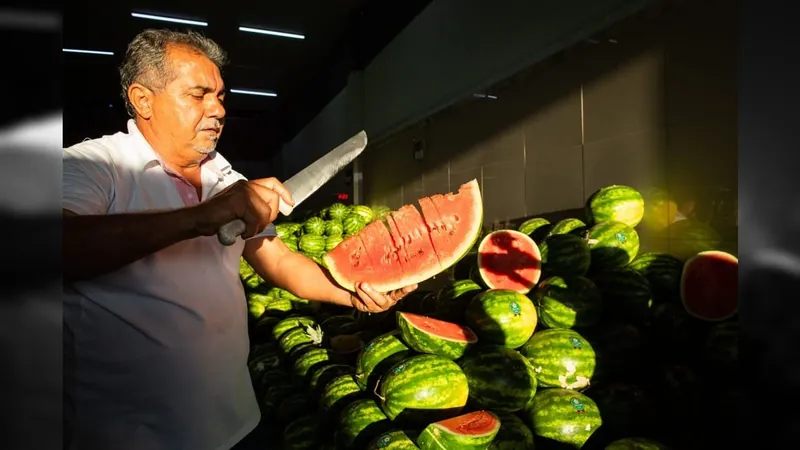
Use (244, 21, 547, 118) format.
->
(325, 180, 483, 292)
(477, 230, 542, 294)
(416, 410, 501, 450)
(680, 250, 738, 321)
(396, 312, 478, 360)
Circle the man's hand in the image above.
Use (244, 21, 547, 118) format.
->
(192, 177, 294, 239)
(347, 282, 418, 313)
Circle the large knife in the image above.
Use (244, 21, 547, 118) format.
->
(217, 130, 368, 246)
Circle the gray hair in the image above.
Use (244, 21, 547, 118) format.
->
(119, 29, 228, 118)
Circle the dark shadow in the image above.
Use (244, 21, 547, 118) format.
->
(309, 364, 356, 399)
(365, 350, 413, 393)
(477, 231, 543, 288)
(276, 393, 313, 426)
(529, 276, 603, 330)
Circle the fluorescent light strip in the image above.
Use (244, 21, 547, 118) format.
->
(230, 89, 277, 97)
(63, 48, 114, 56)
(239, 26, 304, 40)
(131, 12, 207, 27)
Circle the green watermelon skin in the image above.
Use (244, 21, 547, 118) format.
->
(540, 234, 592, 278)
(328, 203, 349, 221)
(377, 354, 469, 423)
(283, 238, 299, 252)
(518, 217, 551, 241)
(532, 276, 603, 329)
(272, 316, 317, 341)
(343, 214, 367, 235)
(355, 331, 414, 390)
(299, 234, 327, 254)
(524, 388, 602, 448)
(396, 312, 478, 360)
(519, 329, 596, 390)
(325, 235, 344, 251)
(336, 399, 392, 449)
(605, 437, 669, 450)
(628, 252, 684, 303)
(351, 205, 375, 223)
(309, 364, 355, 395)
(416, 410, 501, 450)
(367, 430, 420, 449)
(293, 347, 332, 378)
(261, 380, 302, 413)
(458, 346, 538, 412)
(489, 413, 535, 449)
(278, 327, 316, 354)
(283, 414, 320, 450)
(586, 221, 640, 270)
(591, 268, 654, 323)
(303, 217, 327, 236)
(465, 289, 538, 349)
(325, 220, 344, 236)
(586, 184, 645, 228)
(276, 223, 299, 239)
(278, 393, 313, 424)
(547, 218, 588, 238)
(319, 373, 365, 414)
(434, 279, 483, 322)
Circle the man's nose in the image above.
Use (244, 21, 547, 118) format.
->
(206, 98, 225, 119)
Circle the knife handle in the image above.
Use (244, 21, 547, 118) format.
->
(217, 197, 296, 246)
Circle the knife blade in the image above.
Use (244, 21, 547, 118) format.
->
(217, 130, 368, 246)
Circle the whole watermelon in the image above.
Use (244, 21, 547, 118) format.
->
(586, 220, 640, 270)
(355, 331, 414, 391)
(586, 184, 645, 228)
(336, 399, 391, 449)
(319, 373, 364, 416)
(540, 234, 591, 277)
(303, 216, 326, 236)
(465, 289, 538, 349)
(605, 437, 669, 450)
(350, 205, 375, 223)
(325, 235, 344, 251)
(531, 275, 603, 329)
(524, 388, 602, 448)
(366, 430, 419, 449)
(628, 252, 683, 303)
(328, 203, 349, 222)
(546, 218, 588, 238)
(519, 328, 596, 390)
(458, 346, 538, 412)
(435, 279, 483, 322)
(490, 413, 535, 449)
(283, 414, 320, 450)
(343, 214, 367, 235)
(518, 217, 552, 242)
(309, 364, 355, 396)
(299, 234, 326, 254)
(325, 220, 344, 236)
(591, 268, 654, 323)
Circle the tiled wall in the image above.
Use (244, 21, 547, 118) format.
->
(359, 1, 737, 255)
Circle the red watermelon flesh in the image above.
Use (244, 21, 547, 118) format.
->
(401, 312, 478, 342)
(358, 221, 407, 283)
(324, 179, 483, 293)
(436, 410, 500, 435)
(389, 205, 444, 276)
(417, 410, 501, 449)
(680, 250, 738, 321)
(477, 230, 542, 294)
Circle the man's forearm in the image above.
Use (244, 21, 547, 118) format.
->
(268, 252, 352, 306)
(63, 208, 201, 282)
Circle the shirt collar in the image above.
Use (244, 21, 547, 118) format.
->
(125, 119, 226, 177)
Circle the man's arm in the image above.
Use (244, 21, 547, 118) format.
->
(243, 236, 353, 307)
(63, 208, 202, 282)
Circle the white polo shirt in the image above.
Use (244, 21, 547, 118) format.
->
(62, 120, 261, 450)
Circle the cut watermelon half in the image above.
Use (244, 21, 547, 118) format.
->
(396, 312, 478, 360)
(324, 180, 483, 293)
(416, 410, 501, 450)
(680, 250, 738, 321)
(477, 229, 542, 294)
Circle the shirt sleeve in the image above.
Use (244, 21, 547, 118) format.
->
(62, 142, 115, 215)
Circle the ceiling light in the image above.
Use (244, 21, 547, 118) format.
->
(238, 26, 304, 40)
(63, 48, 114, 56)
(230, 89, 277, 97)
(131, 12, 207, 27)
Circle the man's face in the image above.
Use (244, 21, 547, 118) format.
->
(149, 45, 226, 158)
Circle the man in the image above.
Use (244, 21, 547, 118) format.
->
(62, 29, 416, 450)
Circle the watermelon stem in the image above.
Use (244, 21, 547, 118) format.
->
(372, 376, 386, 401)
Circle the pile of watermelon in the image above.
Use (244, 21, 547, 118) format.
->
(240, 182, 738, 450)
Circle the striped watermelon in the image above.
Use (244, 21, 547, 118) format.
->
(309, 364, 355, 394)
(355, 331, 414, 390)
(275, 223, 299, 239)
(477, 230, 543, 294)
(283, 238, 299, 252)
(458, 346, 538, 412)
(605, 438, 669, 450)
(489, 413, 535, 449)
(325, 220, 344, 236)
(371, 205, 392, 221)
(417, 410, 501, 450)
(336, 399, 391, 449)
(517, 217, 551, 242)
(293, 347, 332, 377)
(325, 235, 344, 251)
(532, 276, 603, 329)
(299, 234, 327, 254)
(591, 268, 654, 322)
(524, 388, 602, 448)
(377, 354, 469, 423)
(396, 312, 478, 360)
(279, 325, 322, 354)
(272, 316, 317, 341)
(434, 279, 483, 322)
(540, 234, 591, 277)
(328, 203, 349, 221)
(350, 205, 375, 222)
(465, 289, 538, 349)
(319, 373, 364, 414)
(546, 218, 588, 238)
(586, 184, 645, 228)
(283, 414, 320, 450)
(367, 430, 419, 449)
(304, 217, 327, 236)
(342, 214, 367, 235)
(519, 329, 596, 390)
(586, 221, 640, 270)
(628, 252, 684, 303)
(680, 250, 738, 321)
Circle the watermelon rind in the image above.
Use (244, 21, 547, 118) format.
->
(546, 218, 588, 238)
(377, 354, 469, 423)
(324, 180, 483, 293)
(336, 398, 391, 449)
(465, 289, 538, 349)
(519, 328, 596, 390)
(680, 250, 738, 321)
(586, 184, 645, 228)
(518, 217, 551, 242)
(489, 413, 535, 449)
(524, 388, 602, 448)
(477, 229, 542, 294)
(458, 346, 538, 412)
(416, 410, 501, 450)
(396, 312, 478, 360)
(355, 330, 414, 390)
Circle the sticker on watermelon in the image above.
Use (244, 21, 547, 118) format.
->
(477, 229, 542, 294)
(680, 250, 738, 321)
(324, 180, 483, 292)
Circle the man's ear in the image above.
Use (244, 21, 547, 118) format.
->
(128, 83, 154, 119)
